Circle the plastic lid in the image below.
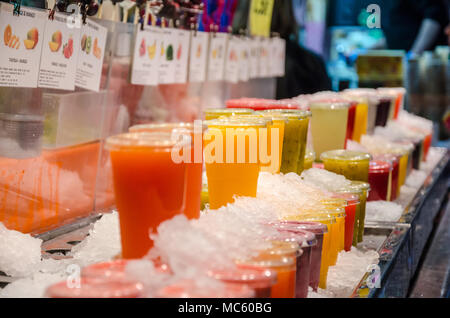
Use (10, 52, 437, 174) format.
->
(262, 239, 302, 258)
(373, 153, 400, 164)
(309, 100, 350, 109)
(155, 279, 254, 298)
(45, 277, 144, 298)
(205, 118, 267, 127)
(264, 109, 312, 118)
(204, 108, 254, 114)
(238, 254, 296, 269)
(330, 193, 360, 206)
(274, 226, 317, 247)
(349, 180, 371, 191)
(305, 150, 315, 160)
(208, 266, 277, 287)
(275, 221, 328, 234)
(320, 150, 372, 162)
(129, 122, 206, 133)
(82, 260, 170, 280)
(105, 132, 186, 150)
(369, 160, 392, 173)
(226, 114, 273, 125)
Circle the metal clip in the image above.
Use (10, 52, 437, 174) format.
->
(12, 0, 21, 16)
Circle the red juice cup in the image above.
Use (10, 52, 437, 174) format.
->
(155, 279, 255, 298)
(129, 123, 205, 220)
(368, 160, 392, 201)
(45, 277, 144, 298)
(331, 193, 360, 252)
(345, 101, 357, 148)
(208, 266, 277, 298)
(373, 154, 400, 201)
(422, 133, 432, 161)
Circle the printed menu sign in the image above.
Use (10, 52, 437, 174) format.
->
(207, 32, 227, 81)
(158, 28, 176, 84)
(0, 3, 46, 88)
(277, 38, 286, 77)
(174, 29, 190, 83)
(239, 37, 250, 82)
(75, 19, 107, 92)
(38, 12, 81, 90)
(131, 26, 161, 86)
(224, 35, 240, 83)
(258, 37, 270, 78)
(249, 37, 259, 79)
(188, 31, 208, 82)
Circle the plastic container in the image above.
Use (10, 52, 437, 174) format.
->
(208, 266, 277, 298)
(309, 101, 350, 158)
(345, 181, 371, 243)
(374, 96, 392, 127)
(373, 154, 400, 201)
(203, 108, 254, 120)
(105, 132, 189, 258)
(129, 123, 204, 219)
(321, 150, 371, 182)
(331, 193, 359, 252)
(367, 160, 392, 201)
(304, 149, 315, 170)
(345, 101, 357, 146)
(45, 277, 144, 298)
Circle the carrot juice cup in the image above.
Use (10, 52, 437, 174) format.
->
(203, 108, 254, 120)
(309, 101, 349, 158)
(106, 132, 188, 259)
(129, 123, 205, 219)
(321, 150, 371, 182)
(155, 279, 255, 298)
(367, 160, 392, 201)
(204, 119, 266, 209)
(320, 200, 347, 253)
(208, 266, 277, 298)
(45, 277, 145, 298)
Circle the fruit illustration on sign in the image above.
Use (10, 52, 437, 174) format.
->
(62, 37, 73, 59)
(212, 48, 217, 59)
(196, 44, 201, 58)
(229, 49, 237, 61)
(49, 31, 62, 52)
(166, 44, 173, 61)
(139, 38, 146, 57)
(24, 28, 39, 50)
(160, 42, 165, 57)
(81, 34, 87, 51)
(147, 40, 156, 60)
(176, 44, 182, 60)
(85, 36, 92, 54)
(4, 25, 20, 49)
(93, 38, 102, 59)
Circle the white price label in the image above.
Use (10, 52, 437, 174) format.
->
(188, 31, 208, 82)
(207, 32, 227, 81)
(131, 26, 161, 86)
(174, 29, 190, 83)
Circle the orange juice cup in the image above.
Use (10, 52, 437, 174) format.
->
(106, 132, 188, 259)
(204, 119, 265, 209)
(129, 123, 204, 219)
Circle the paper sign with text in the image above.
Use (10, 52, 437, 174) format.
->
(224, 36, 240, 83)
(75, 19, 107, 92)
(207, 32, 227, 81)
(0, 3, 46, 88)
(174, 29, 190, 83)
(38, 12, 81, 90)
(188, 31, 208, 82)
(239, 37, 250, 82)
(158, 28, 177, 84)
(249, 0, 274, 38)
(131, 26, 161, 86)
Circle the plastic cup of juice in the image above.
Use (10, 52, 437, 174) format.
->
(330, 193, 359, 252)
(203, 108, 254, 120)
(374, 95, 393, 127)
(335, 187, 363, 247)
(204, 119, 266, 209)
(238, 252, 297, 298)
(342, 88, 379, 135)
(282, 213, 336, 289)
(378, 87, 406, 120)
(129, 123, 204, 219)
(377, 89, 397, 121)
(45, 277, 145, 298)
(346, 101, 357, 146)
(275, 221, 327, 291)
(319, 207, 346, 265)
(373, 154, 400, 201)
(208, 266, 277, 298)
(309, 101, 349, 158)
(106, 132, 189, 259)
(304, 149, 315, 170)
(422, 133, 432, 162)
(155, 279, 255, 298)
(272, 227, 317, 298)
(345, 181, 371, 243)
(263, 110, 311, 174)
(320, 150, 371, 182)
(319, 199, 347, 253)
(367, 160, 392, 201)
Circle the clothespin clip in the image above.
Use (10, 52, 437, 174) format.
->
(11, 0, 21, 16)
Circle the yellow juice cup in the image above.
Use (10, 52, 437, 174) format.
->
(320, 199, 347, 253)
(304, 149, 315, 170)
(352, 102, 369, 142)
(309, 101, 349, 158)
(321, 150, 371, 182)
(203, 108, 254, 120)
(204, 118, 266, 209)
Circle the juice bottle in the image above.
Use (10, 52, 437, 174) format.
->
(203, 108, 254, 120)
(309, 101, 349, 158)
(320, 150, 371, 182)
(204, 119, 265, 209)
(129, 123, 204, 219)
(106, 132, 188, 258)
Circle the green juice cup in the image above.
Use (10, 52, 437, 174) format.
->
(320, 150, 372, 182)
(342, 181, 371, 243)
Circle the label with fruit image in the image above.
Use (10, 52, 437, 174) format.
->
(238, 37, 250, 82)
(75, 19, 107, 92)
(174, 29, 190, 84)
(157, 28, 176, 84)
(207, 32, 228, 82)
(224, 35, 240, 83)
(188, 31, 208, 82)
(38, 12, 81, 90)
(131, 26, 161, 86)
(0, 3, 46, 88)
(258, 37, 270, 78)
(249, 37, 259, 79)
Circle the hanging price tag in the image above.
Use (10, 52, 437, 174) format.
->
(174, 29, 190, 84)
(188, 31, 208, 82)
(75, 19, 107, 92)
(131, 26, 161, 86)
(224, 35, 240, 83)
(158, 28, 177, 84)
(249, 0, 275, 38)
(239, 37, 250, 82)
(38, 12, 81, 91)
(258, 37, 270, 78)
(249, 37, 259, 79)
(207, 32, 227, 82)
(0, 3, 46, 88)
